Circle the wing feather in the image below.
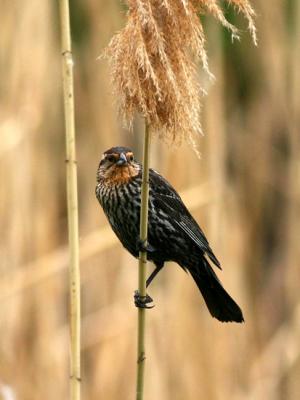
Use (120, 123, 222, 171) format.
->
(150, 169, 221, 269)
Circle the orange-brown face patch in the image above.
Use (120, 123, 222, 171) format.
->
(102, 163, 139, 185)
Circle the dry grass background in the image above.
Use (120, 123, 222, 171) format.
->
(0, 0, 299, 399)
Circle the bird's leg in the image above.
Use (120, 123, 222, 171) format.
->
(134, 262, 164, 308)
(134, 290, 154, 309)
(134, 240, 157, 308)
(146, 262, 164, 288)
(133, 263, 164, 308)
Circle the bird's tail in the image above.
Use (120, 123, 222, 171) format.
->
(189, 259, 244, 323)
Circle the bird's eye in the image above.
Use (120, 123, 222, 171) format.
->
(107, 155, 115, 163)
(129, 155, 134, 162)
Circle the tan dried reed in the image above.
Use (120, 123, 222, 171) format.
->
(104, 0, 256, 145)
(59, 1, 81, 399)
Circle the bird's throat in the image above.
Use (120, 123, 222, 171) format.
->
(102, 164, 139, 185)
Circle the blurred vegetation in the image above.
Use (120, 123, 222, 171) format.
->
(0, 1, 299, 399)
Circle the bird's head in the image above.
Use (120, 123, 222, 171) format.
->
(97, 146, 140, 184)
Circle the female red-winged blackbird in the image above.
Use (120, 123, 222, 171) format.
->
(96, 146, 244, 323)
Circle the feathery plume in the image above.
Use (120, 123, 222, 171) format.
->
(104, 0, 256, 145)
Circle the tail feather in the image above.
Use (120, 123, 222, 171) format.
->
(189, 259, 244, 323)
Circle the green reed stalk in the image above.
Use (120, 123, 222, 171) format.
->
(136, 121, 151, 400)
(59, 1, 81, 399)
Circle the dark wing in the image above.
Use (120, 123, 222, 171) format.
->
(150, 169, 221, 269)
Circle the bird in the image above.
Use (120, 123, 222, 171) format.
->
(95, 146, 244, 323)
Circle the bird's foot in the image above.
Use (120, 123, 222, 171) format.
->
(134, 290, 155, 309)
(137, 239, 155, 253)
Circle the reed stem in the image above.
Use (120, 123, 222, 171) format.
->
(136, 121, 151, 400)
(59, 1, 81, 399)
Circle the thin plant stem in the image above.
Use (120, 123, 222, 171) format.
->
(136, 121, 151, 400)
(59, 1, 81, 399)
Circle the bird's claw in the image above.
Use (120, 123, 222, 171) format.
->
(134, 290, 155, 309)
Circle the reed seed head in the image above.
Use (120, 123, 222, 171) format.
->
(104, 0, 256, 145)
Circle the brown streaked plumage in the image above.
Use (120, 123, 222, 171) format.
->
(95, 146, 244, 323)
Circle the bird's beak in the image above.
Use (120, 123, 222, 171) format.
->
(116, 152, 128, 166)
